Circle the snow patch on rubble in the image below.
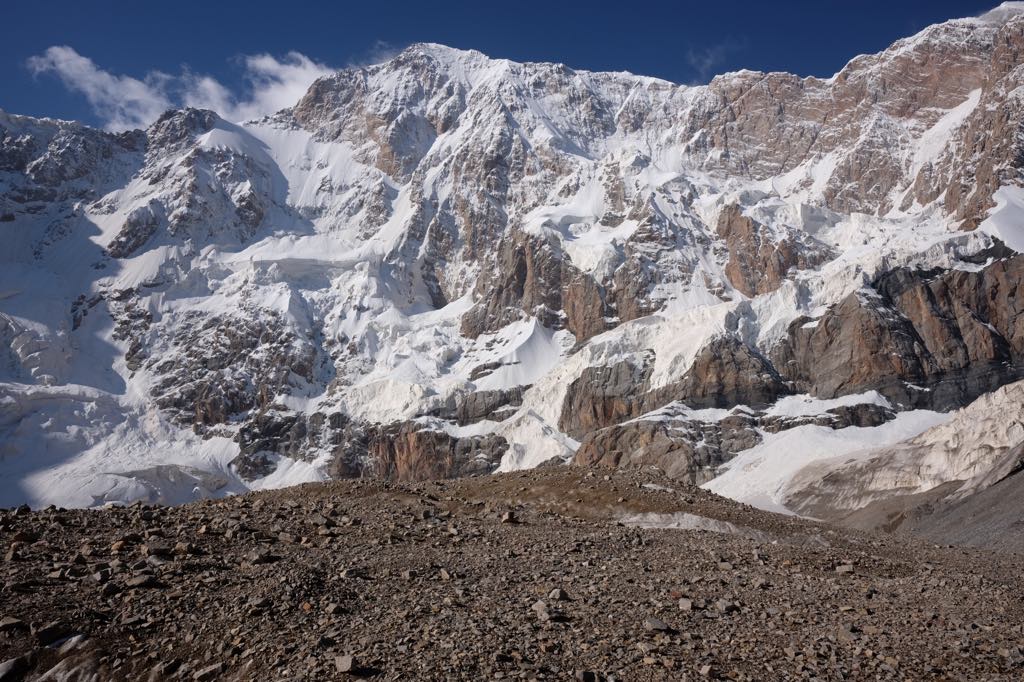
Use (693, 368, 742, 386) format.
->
(702, 410, 952, 514)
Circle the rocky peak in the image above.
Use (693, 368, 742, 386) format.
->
(145, 108, 220, 155)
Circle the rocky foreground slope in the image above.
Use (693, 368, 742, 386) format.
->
(1, 468, 1022, 681)
(4, 5, 1024, 513)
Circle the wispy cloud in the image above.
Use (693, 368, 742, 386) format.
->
(177, 52, 336, 123)
(27, 46, 173, 131)
(27, 46, 337, 131)
(346, 40, 405, 68)
(685, 39, 746, 84)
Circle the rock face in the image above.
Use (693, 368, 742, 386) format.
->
(356, 424, 507, 481)
(452, 387, 525, 426)
(648, 337, 790, 412)
(573, 399, 897, 484)
(147, 311, 320, 428)
(234, 411, 507, 482)
(716, 205, 831, 297)
(558, 360, 651, 439)
(773, 254, 1024, 410)
(574, 415, 762, 483)
(559, 337, 789, 440)
(687, 10, 1024, 224)
(460, 233, 609, 342)
(4, 7, 1024, 506)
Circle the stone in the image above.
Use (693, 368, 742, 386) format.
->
(246, 549, 273, 565)
(0, 654, 34, 682)
(643, 616, 672, 632)
(142, 542, 171, 557)
(0, 617, 27, 633)
(33, 621, 72, 646)
(125, 574, 159, 589)
(173, 541, 193, 556)
(311, 513, 335, 528)
(715, 600, 740, 614)
(335, 655, 356, 673)
(193, 662, 224, 680)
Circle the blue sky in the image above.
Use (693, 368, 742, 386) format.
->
(3, 0, 999, 130)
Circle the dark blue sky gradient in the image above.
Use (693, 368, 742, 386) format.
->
(2, 0, 999, 127)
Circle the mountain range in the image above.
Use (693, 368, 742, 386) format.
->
(2, 3, 1024, 547)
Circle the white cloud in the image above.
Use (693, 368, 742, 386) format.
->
(27, 46, 172, 131)
(685, 39, 745, 84)
(185, 52, 335, 122)
(27, 46, 336, 132)
(346, 40, 403, 68)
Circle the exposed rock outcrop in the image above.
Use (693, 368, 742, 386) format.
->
(558, 359, 651, 439)
(460, 232, 609, 342)
(774, 254, 1024, 409)
(573, 415, 761, 483)
(559, 337, 789, 439)
(234, 410, 507, 482)
(146, 311, 319, 428)
(354, 424, 507, 481)
(647, 336, 791, 412)
(685, 13, 1024, 224)
(454, 387, 525, 425)
(573, 400, 896, 483)
(716, 205, 831, 297)
(106, 201, 163, 258)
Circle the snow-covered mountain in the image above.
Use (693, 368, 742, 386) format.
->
(3, 4, 1024, 514)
